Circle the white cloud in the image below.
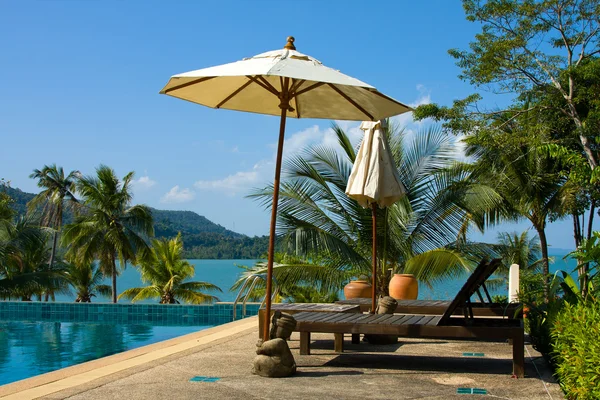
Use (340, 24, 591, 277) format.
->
(160, 185, 195, 203)
(132, 176, 156, 190)
(194, 159, 273, 196)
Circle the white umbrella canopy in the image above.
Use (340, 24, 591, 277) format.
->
(160, 37, 412, 339)
(160, 38, 411, 121)
(346, 120, 407, 312)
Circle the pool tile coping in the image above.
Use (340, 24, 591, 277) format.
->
(0, 316, 258, 400)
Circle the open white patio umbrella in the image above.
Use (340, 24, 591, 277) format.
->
(160, 37, 412, 339)
(346, 120, 406, 313)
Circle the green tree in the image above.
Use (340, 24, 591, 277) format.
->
(61, 165, 154, 303)
(0, 217, 67, 300)
(119, 234, 221, 304)
(246, 123, 497, 296)
(464, 131, 573, 298)
(450, 0, 600, 170)
(28, 164, 80, 299)
(495, 230, 543, 276)
(64, 262, 111, 303)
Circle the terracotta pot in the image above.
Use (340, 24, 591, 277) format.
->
(389, 274, 418, 300)
(343, 280, 372, 299)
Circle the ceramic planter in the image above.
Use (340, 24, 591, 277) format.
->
(389, 274, 418, 300)
(343, 280, 372, 299)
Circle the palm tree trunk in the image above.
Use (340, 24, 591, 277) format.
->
(111, 255, 117, 303)
(572, 213, 587, 295)
(536, 226, 550, 302)
(48, 230, 58, 269)
(588, 201, 595, 240)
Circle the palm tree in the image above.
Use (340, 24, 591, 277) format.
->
(495, 230, 543, 275)
(245, 122, 496, 297)
(0, 217, 68, 300)
(28, 165, 80, 281)
(118, 234, 221, 304)
(61, 165, 154, 303)
(464, 136, 572, 298)
(65, 262, 111, 302)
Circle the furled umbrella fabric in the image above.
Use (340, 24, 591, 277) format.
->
(160, 37, 411, 340)
(346, 120, 407, 312)
(346, 121, 406, 208)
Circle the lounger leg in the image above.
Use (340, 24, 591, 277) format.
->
(512, 333, 524, 378)
(351, 333, 360, 344)
(300, 332, 310, 355)
(334, 333, 344, 353)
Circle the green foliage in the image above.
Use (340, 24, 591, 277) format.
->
(494, 230, 543, 276)
(61, 165, 154, 302)
(518, 270, 561, 356)
(64, 262, 111, 303)
(7, 185, 268, 260)
(248, 122, 496, 296)
(28, 164, 79, 229)
(153, 208, 269, 259)
(119, 233, 221, 304)
(281, 284, 339, 303)
(551, 301, 600, 399)
(0, 216, 69, 300)
(491, 294, 508, 304)
(567, 231, 600, 298)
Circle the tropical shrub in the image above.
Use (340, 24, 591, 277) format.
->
(518, 270, 562, 357)
(551, 301, 600, 400)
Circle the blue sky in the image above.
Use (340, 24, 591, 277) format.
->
(0, 0, 596, 249)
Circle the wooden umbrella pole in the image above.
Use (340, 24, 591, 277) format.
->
(371, 203, 377, 314)
(263, 81, 290, 341)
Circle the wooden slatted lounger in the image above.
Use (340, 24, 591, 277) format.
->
(293, 259, 525, 377)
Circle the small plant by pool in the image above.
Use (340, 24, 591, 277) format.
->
(0, 301, 259, 385)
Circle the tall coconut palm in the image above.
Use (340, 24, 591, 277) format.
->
(28, 165, 80, 280)
(119, 234, 221, 304)
(65, 262, 111, 302)
(61, 165, 154, 303)
(464, 134, 573, 299)
(245, 122, 498, 297)
(495, 230, 543, 274)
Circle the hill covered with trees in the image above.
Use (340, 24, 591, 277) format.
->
(3, 186, 268, 259)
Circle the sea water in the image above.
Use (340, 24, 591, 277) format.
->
(52, 250, 577, 303)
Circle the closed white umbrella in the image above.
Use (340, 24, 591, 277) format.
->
(160, 37, 411, 339)
(346, 120, 406, 312)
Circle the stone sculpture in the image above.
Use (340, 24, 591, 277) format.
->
(364, 296, 399, 345)
(252, 311, 297, 377)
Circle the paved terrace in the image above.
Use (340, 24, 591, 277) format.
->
(0, 317, 563, 400)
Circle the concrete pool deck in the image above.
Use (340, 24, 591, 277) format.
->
(0, 316, 563, 399)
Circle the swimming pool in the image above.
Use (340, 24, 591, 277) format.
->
(0, 301, 260, 385)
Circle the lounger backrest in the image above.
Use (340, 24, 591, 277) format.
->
(438, 258, 502, 325)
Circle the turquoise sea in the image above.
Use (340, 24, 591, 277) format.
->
(53, 250, 577, 303)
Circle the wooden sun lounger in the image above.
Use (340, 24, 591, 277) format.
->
(293, 259, 525, 377)
(336, 259, 522, 318)
(258, 303, 361, 340)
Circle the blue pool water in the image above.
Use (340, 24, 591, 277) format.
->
(0, 301, 260, 386)
(0, 322, 209, 385)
